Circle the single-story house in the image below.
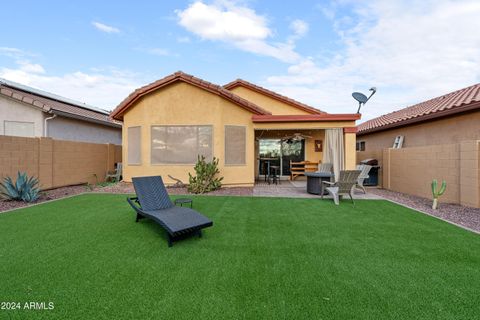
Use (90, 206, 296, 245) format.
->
(357, 83, 480, 207)
(110, 71, 360, 186)
(0, 78, 122, 144)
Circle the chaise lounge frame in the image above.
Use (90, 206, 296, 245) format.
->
(127, 176, 213, 247)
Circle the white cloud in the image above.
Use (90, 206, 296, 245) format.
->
(146, 48, 171, 56)
(290, 19, 309, 38)
(177, 1, 270, 41)
(0, 61, 141, 110)
(176, 1, 301, 63)
(0, 47, 36, 59)
(92, 21, 120, 34)
(264, 0, 480, 121)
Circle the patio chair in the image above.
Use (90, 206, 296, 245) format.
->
(105, 163, 122, 182)
(321, 170, 361, 205)
(127, 176, 213, 247)
(355, 164, 372, 194)
(317, 163, 333, 174)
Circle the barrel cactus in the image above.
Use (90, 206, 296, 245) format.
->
(431, 179, 446, 210)
(0, 172, 40, 203)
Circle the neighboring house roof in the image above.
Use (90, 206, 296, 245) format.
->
(110, 71, 272, 120)
(0, 78, 121, 128)
(223, 79, 325, 115)
(358, 83, 480, 135)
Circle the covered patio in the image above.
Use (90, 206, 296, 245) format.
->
(253, 120, 359, 186)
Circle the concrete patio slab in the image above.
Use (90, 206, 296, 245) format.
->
(253, 180, 384, 199)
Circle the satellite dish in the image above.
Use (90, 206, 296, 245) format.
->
(352, 87, 377, 113)
(352, 92, 368, 104)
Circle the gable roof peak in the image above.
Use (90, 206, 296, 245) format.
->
(223, 78, 325, 114)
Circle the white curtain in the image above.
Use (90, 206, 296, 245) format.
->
(323, 128, 344, 181)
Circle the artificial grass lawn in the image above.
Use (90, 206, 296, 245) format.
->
(0, 195, 479, 320)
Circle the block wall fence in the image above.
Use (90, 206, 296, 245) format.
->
(0, 135, 122, 190)
(359, 140, 480, 208)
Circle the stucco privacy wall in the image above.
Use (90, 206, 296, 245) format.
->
(122, 81, 256, 186)
(114, 145, 122, 163)
(381, 140, 480, 208)
(356, 110, 480, 186)
(0, 135, 122, 190)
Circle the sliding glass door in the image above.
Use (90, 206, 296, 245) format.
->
(281, 140, 305, 176)
(258, 139, 305, 177)
(258, 139, 281, 177)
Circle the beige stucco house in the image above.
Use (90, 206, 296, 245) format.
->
(0, 79, 121, 144)
(111, 71, 360, 186)
(357, 83, 480, 207)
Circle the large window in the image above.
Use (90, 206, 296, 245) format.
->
(4, 121, 34, 137)
(127, 126, 141, 165)
(151, 125, 213, 164)
(225, 125, 246, 165)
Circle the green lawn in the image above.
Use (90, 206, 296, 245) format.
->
(0, 194, 479, 320)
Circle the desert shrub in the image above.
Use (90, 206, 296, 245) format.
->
(0, 172, 40, 203)
(188, 156, 223, 194)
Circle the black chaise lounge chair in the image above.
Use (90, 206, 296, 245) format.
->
(127, 176, 213, 247)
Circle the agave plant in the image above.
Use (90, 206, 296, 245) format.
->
(0, 172, 40, 203)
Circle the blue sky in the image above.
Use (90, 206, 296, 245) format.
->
(1, 0, 480, 122)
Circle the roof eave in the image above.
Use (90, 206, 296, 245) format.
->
(252, 113, 361, 123)
(52, 110, 122, 128)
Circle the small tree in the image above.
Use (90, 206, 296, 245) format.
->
(188, 156, 223, 194)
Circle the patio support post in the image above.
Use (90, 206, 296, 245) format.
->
(344, 127, 357, 170)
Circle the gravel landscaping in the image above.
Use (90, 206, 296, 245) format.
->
(0, 184, 89, 213)
(369, 188, 480, 233)
(95, 181, 253, 196)
(0, 182, 253, 213)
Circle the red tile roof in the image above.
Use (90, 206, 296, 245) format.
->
(223, 79, 325, 114)
(110, 71, 271, 120)
(358, 83, 480, 135)
(0, 80, 121, 127)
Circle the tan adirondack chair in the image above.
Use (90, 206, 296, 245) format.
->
(355, 164, 372, 194)
(321, 170, 361, 205)
(317, 162, 333, 174)
(106, 162, 123, 182)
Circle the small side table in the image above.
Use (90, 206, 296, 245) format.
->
(174, 198, 193, 208)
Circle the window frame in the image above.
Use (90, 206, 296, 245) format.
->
(127, 126, 142, 165)
(356, 140, 366, 151)
(150, 125, 214, 165)
(224, 125, 247, 166)
(4, 120, 35, 137)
